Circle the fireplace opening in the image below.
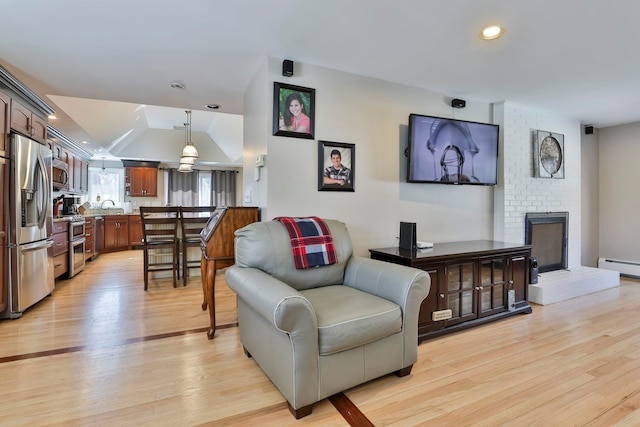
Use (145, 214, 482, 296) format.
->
(524, 212, 568, 273)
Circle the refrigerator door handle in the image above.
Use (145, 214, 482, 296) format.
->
(36, 152, 51, 230)
(20, 239, 54, 253)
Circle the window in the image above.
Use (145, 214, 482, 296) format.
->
(89, 167, 123, 205)
(198, 173, 211, 206)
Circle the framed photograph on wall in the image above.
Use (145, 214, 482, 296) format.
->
(533, 129, 565, 179)
(273, 82, 315, 139)
(318, 140, 355, 192)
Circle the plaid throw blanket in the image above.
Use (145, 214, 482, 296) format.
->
(274, 216, 338, 270)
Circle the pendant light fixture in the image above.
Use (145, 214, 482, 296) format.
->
(181, 109, 199, 159)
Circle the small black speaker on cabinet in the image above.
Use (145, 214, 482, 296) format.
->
(529, 257, 539, 284)
(282, 59, 294, 77)
(399, 222, 417, 251)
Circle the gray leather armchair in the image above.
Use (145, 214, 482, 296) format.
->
(225, 219, 430, 418)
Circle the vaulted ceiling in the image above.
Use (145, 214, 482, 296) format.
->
(2, 0, 639, 161)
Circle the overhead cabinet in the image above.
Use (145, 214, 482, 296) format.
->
(10, 99, 48, 144)
(125, 167, 157, 197)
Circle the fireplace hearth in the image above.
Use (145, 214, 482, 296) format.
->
(524, 212, 568, 273)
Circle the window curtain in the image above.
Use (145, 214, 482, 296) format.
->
(167, 169, 199, 206)
(211, 170, 236, 207)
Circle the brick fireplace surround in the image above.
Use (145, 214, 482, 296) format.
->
(492, 102, 619, 305)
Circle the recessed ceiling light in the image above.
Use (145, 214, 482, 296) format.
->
(48, 115, 57, 120)
(480, 25, 505, 40)
(206, 104, 221, 110)
(81, 140, 89, 144)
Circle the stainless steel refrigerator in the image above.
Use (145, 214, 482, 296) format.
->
(0, 133, 54, 319)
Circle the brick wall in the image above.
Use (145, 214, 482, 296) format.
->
(493, 101, 582, 268)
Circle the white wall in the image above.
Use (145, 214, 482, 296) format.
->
(493, 101, 582, 268)
(242, 58, 270, 217)
(598, 122, 640, 263)
(244, 58, 498, 256)
(581, 127, 600, 267)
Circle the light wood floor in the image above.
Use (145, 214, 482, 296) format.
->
(1, 250, 640, 426)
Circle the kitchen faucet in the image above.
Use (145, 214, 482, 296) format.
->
(100, 199, 116, 208)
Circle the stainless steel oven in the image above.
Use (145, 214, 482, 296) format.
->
(68, 218, 86, 278)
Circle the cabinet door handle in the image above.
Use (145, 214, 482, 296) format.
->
(439, 293, 445, 299)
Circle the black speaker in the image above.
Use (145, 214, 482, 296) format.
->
(585, 125, 594, 135)
(451, 98, 466, 108)
(529, 257, 539, 284)
(282, 59, 294, 77)
(399, 222, 417, 251)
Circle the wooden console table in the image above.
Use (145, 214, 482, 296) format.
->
(370, 240, 532, 342)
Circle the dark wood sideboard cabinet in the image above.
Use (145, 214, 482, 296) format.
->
(370, 240, 532, 342)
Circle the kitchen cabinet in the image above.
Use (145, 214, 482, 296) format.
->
(128, 214, 143, 247)
(10, 99, 48, 144)
(0, 157, 7, 312)
(95, 217, 104, 256)
(125, 167, 157, 197)
(84, 217, 95, 261)
(52, 220, 69, 279)
(369, 240, 532, 342)
(103, 216, 130, 252)
(0, 91, 9, 157)
(66, 152, 89, 194)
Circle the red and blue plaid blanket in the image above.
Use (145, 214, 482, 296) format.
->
(274, 216, 338, 270)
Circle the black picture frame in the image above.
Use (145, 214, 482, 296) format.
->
(273, 82, 315, 139)
(318, 140, 355, 192)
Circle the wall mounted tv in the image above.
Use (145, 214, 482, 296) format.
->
(407, 114, 499, 185)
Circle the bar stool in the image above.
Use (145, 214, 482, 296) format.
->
(140, 206, 181, 290)
(179, 206, 217, 287)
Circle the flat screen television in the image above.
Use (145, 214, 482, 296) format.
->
(407, 114, 499, 185)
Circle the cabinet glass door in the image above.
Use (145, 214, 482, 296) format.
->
(446, 262, 476, 325)
(479, 258, 507, 317)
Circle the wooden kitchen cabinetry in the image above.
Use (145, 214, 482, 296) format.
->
(103, 216, 130, 252)
(369, 240, 532, 343)
(10, 99, 48, 144)
(52, 220, 69, 279)
(84, 217, 95, 261)
(0, 91, 9, 157)
(128, 214, 143, 248)
(66, 152, 89, 194)
(0, 156, 7, 312)
(125, 167, 157, 197)
(95, 217, 104, 256)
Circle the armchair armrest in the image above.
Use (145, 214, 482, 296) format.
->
(225, 265, 318, 335)
(344, 256, 430, 308)
(343, 256, 430, 366)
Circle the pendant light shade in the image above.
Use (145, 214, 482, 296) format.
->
(179, 156, 195, 165)
(181, 143, 199, 158)
(178, 162, 193, 173)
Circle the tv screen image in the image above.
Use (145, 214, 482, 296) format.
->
(407, 114, 499, 185)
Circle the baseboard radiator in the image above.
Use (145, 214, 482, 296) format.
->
(598, 258, 640, 278)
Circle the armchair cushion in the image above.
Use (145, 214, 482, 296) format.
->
(300, 285, 402, 355)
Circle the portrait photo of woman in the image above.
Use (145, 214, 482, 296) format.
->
(273, 82, 315, 139)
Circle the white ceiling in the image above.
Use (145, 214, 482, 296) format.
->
(2, 0, 640, 159)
